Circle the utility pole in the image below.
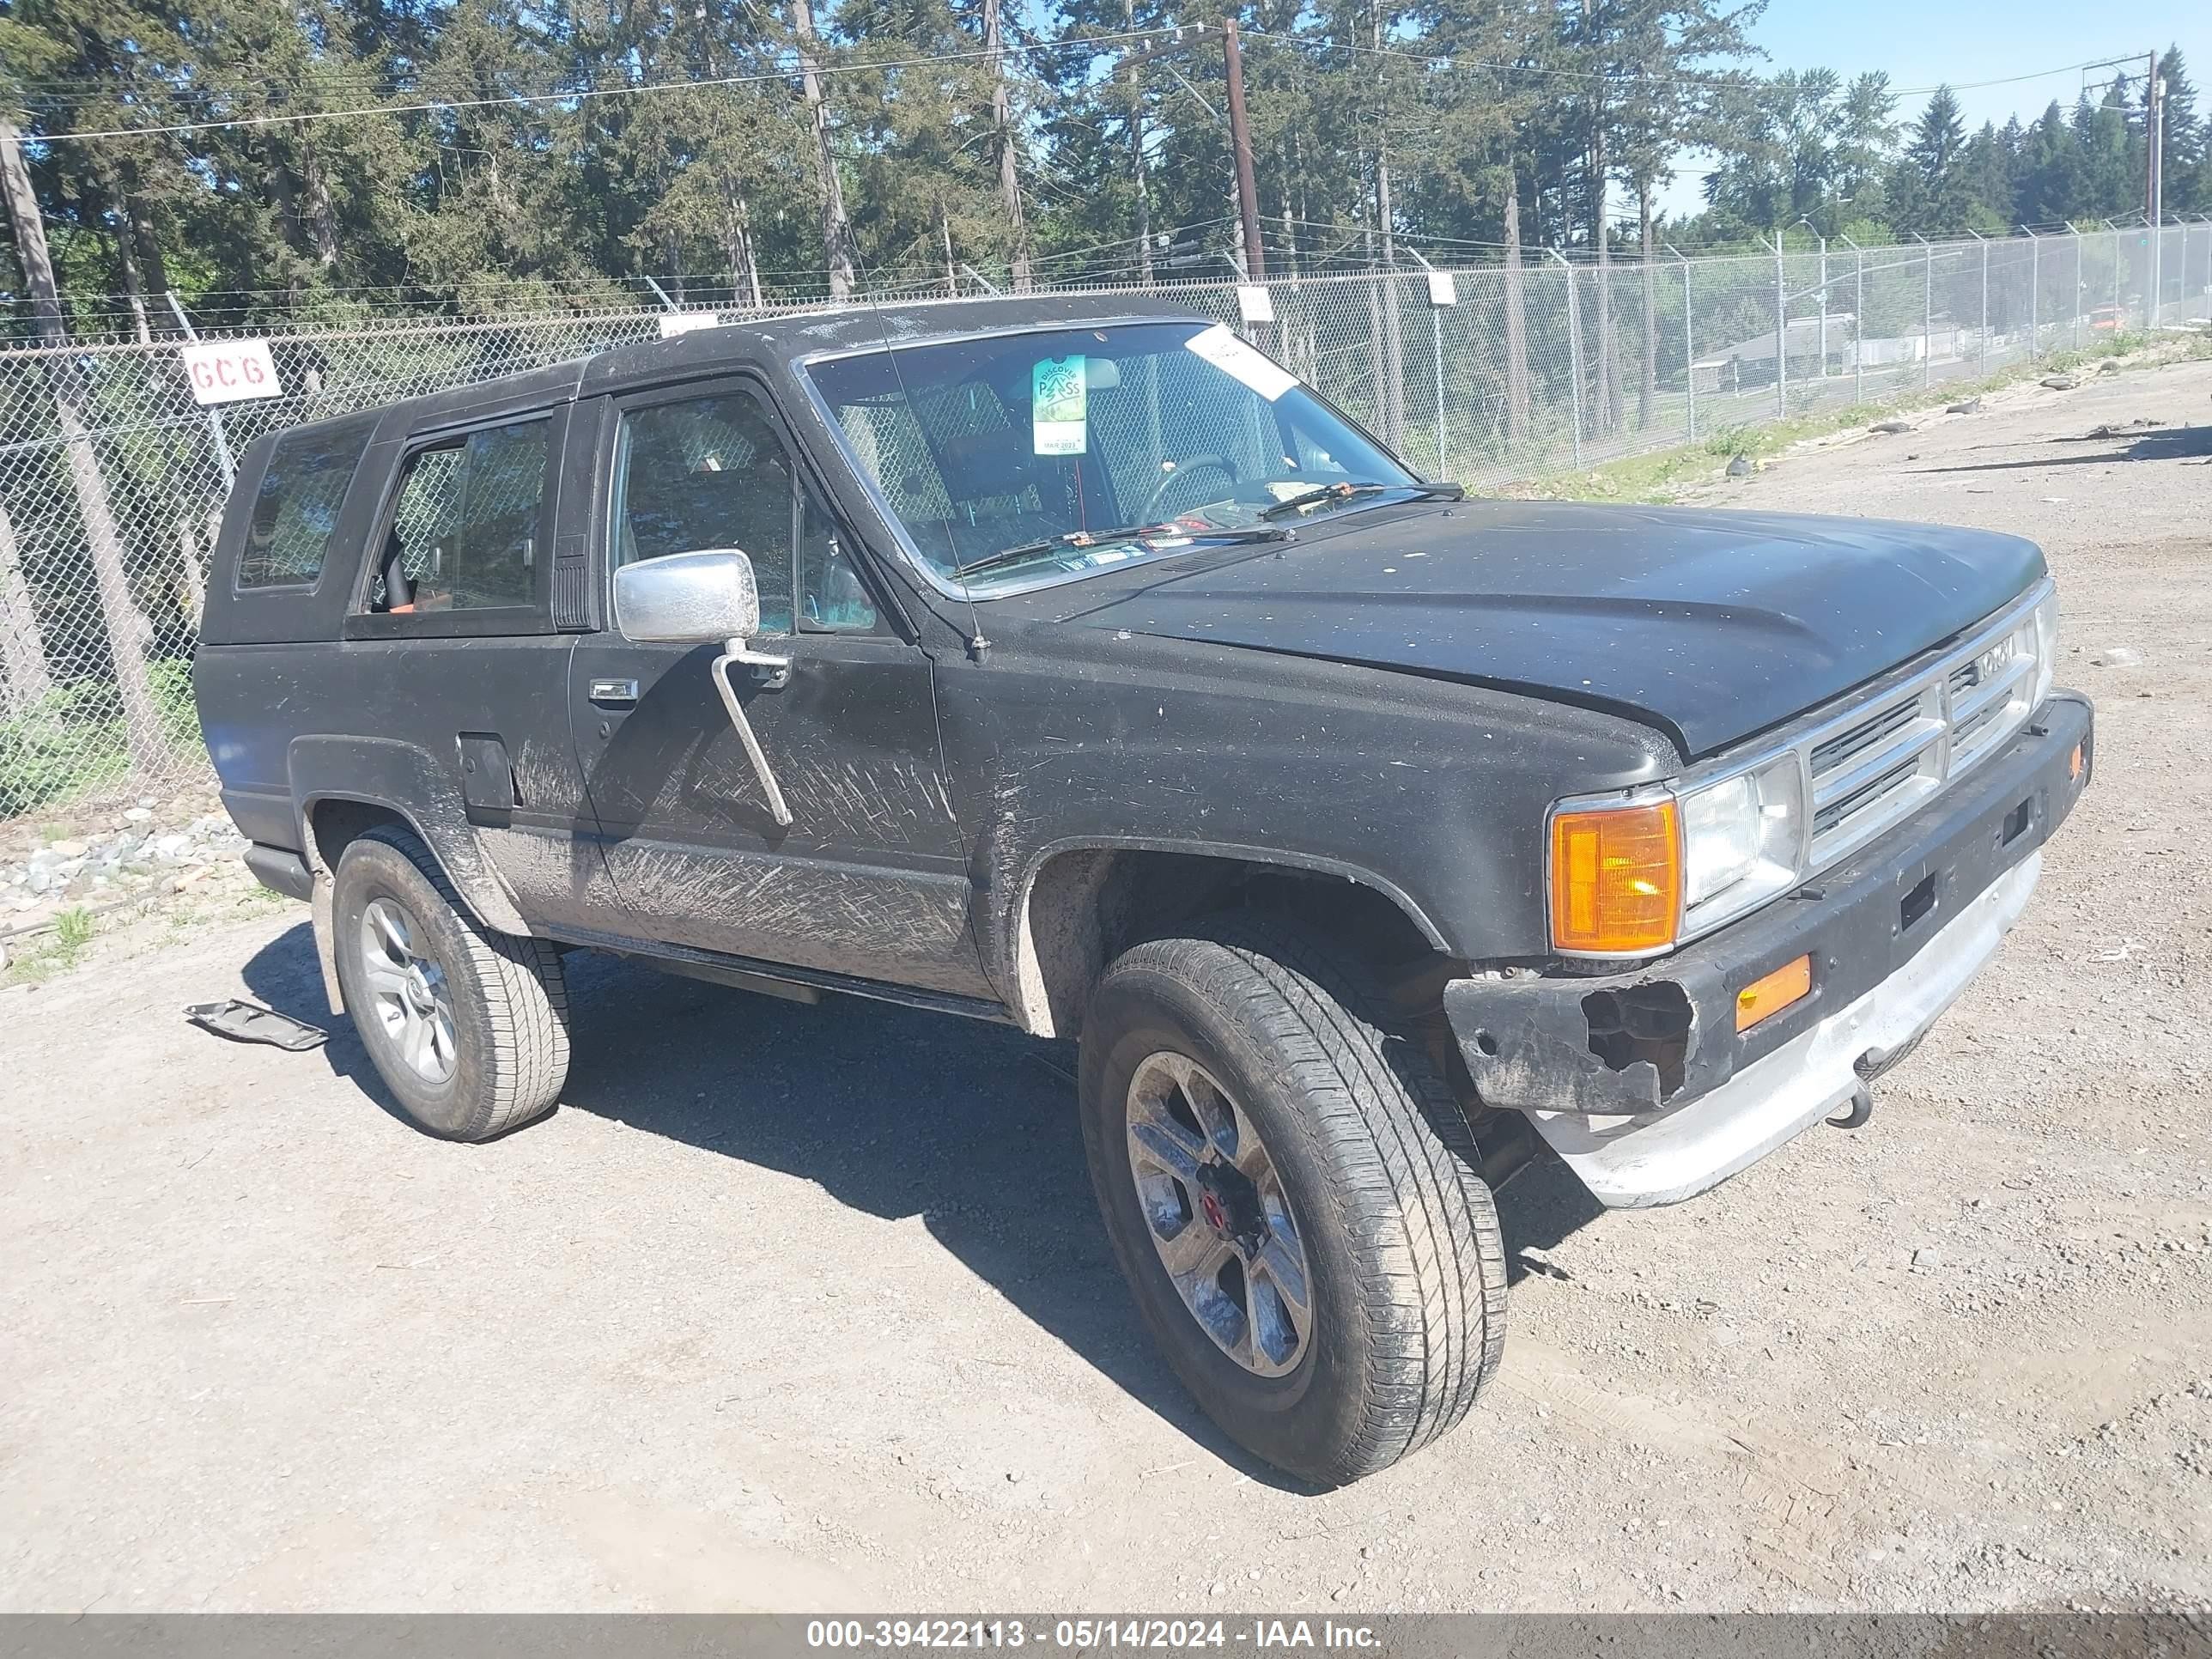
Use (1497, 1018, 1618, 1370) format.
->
(1222, 20, 1265, 282)
(0, 118, 161, 771)
(791, 0, 858, 302)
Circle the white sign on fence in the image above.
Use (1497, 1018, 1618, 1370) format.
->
(657, 312, 722, 338)
(179, 338, 284, 405)
(1236, 284, 1275, 325)
(1426, 270, 1458, 307)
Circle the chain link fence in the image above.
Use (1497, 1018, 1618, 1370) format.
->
(2, 222, 2205, 819)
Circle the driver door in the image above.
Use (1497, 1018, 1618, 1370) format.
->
(568, 379, 990, 1000)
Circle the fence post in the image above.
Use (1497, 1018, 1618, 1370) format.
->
(1547, 250, 1583, 466)
(1911, 234, 1932, 390)
(1767, 234, 1786, 416)
(2022, 226, 2038, 362)
(1982, 231, 1991, 372)
(1407, 248, 1447, 479)
(1666, 242, 1694, 443)
(2108, 221, 2121, 330)
(163, 293, 238, 488)
(2073, 227, 2083, 350)
(1838, 234, 1865, 404)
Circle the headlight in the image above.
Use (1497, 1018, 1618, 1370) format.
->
(1550, 757, 1804, 957)
(1679, 755, 1804, 927)
(2032, 592, 2058, 708)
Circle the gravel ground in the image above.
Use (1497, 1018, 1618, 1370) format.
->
(3, 357, 2209, 1615)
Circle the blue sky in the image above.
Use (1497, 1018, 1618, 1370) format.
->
(1656, 0, 2208, 218)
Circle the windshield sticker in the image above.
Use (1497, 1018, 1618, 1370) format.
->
(1184, 324, 1298, 402)
(1032, 356, 1089, 455)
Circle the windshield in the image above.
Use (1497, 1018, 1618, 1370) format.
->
(803, 321, 1420, 592)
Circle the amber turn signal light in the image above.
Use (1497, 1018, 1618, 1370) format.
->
(1735, 954, 1813, 1032)
(1549, 800, 1681, 955)
(2069, 743, 2083, 781)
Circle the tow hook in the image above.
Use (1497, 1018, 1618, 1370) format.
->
(1827, 1085, 1875, 1130)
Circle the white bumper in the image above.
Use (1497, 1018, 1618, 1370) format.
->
(1526, 852, 2043, 1208)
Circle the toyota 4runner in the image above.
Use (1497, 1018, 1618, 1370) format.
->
(195, 297, 2094, 1485)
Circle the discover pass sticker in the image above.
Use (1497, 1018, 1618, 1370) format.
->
(1032, 355, 1088, 455)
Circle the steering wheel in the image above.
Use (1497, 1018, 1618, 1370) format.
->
(1139, 454, 1238, 521)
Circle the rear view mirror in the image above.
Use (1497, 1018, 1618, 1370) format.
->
(612, 548, 763, 643)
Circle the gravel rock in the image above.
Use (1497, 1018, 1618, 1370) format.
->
(122, 806, 153, 824)
(2042, 374, 2080, 390)
(1871, 419, 1912, 434)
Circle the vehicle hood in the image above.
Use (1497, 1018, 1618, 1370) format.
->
(1042, 500, 2046, 757)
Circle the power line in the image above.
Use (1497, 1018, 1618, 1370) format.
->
(1241, 31, 2151, 103)
(22, 28, 1177, 144)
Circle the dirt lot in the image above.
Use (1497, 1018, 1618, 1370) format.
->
(3, 358, 2209, 1615)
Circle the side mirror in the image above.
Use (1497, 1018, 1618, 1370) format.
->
(612, 548, 762, 643)
(611, 548, 795, 830)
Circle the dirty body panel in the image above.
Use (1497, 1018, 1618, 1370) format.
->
(196, 295, 2091, 1216)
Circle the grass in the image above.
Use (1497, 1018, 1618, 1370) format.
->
(3, 903, 97, 985)
(1522, 328, 2209, 506)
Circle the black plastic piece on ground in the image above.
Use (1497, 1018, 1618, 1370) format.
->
(184, 999, 328, 1053)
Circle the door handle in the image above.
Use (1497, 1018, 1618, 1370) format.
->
(588, 678, 640, 703)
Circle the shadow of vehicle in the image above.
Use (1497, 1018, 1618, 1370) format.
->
(242, 921, 1360, 1488)
(1921, 424, 2212, 474)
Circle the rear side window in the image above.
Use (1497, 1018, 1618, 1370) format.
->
(369, 419, 549, 614)
(237, 416, 373, 589)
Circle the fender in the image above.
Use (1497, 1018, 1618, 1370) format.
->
(994, 832, 1455, 1036)
(1001, 834, 1450, 976)
(288, 735, 532, 1013)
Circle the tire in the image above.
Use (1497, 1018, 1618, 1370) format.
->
(1078, 916, 1506, 1486)
(331, 824, 570, 1141)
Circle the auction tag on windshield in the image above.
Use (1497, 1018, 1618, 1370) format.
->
(1032, 356, 1088, 455)
(1185, 323, 1297, 402)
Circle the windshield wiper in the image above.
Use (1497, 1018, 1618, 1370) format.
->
(952, 522, 1288, 580)
(1259, 481, 1466, 521)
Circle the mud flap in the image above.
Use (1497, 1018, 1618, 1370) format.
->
(312, 871, 344, 1017)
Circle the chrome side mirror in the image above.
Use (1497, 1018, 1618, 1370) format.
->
(612, 548, 763, 643)
(611, 549, 793, 828)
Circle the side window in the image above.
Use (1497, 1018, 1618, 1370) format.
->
(238, 415, 374, 589)
(612, 392, 874, 635)
(369, 419, 549, 614)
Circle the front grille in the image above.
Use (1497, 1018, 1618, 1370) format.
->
(1792, 591, 2045, 872)
(1809, 695, 1920, 777)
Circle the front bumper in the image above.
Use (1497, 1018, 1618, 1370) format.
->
(1443, 692, 2093, 1208)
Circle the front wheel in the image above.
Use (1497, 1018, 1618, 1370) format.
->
(1078, 919, 1505, 1486)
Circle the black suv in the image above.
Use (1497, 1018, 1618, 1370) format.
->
(194, 297, 2093, 1484)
